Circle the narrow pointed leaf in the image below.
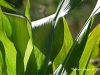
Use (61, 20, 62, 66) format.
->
(53, 18, 73, 70)
(54, 17, 94, 75)
(0, 0, 16, 11)
(54, 0, 83, 20)
(32, 0, 83, 74)
(50, 18, 64, 62)
(24, 0, 37, 74)
(90, 0, 100, 16)
(83, 24, 100, 75)
(24, 39, 37, 75)
(46, 17, 73, 74)
(33, 21, 53, 75)
(4, 13, 30, 74)
(4, 13, 30, 58)
(0, 0, 28, 20)
(54, 0, 100, 74)
(0, 36, 17, 75)
(46, 17, 65, 74)
(0, 41, 7, 75)
(2, 14, 12, 37)
(78, 24, 100, 75)
(0, 8, 16, 75)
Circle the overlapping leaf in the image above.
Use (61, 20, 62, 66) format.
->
(0, 0, 28, 20)
(0, 41, 7, 75)
(4, 13, 29, 58)
(52, 17, 73, 71)
(71, 24, 100, 75)
(2, 14, 12, 37)
(4, 13, 30, 74)
(32, 0, 82, 74)
(54, 0, 100, 75)
(0, 0, 16, 11)
(32, 21, 53, 75)
(0, 0, 99, 75)
(82, 24, 100, 75)
(0, 8, 16, 75)
(78, 24, 100, 75)
(24, 0, 37, 75)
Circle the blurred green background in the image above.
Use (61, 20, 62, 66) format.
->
(3, 0, 100, 38)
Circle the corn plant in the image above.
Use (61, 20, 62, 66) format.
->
(0, 0, 100, 75)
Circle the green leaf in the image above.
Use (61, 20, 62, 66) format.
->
(71, 1, 100, 74)
(0, 8, 16, 75)
(16, 47, 24, 75)
(32, 0, 83, 74)
(33, 21, 53, 75)
(54, 0, 83, 21)
(0, 8, 3, 29)
(0, 41, 7, 75)
(52, 17, 73, 70)
(0, 0, 16, 11)
(2, 14, 12, 37)
(32, 0, 83, 62)
(0, 33, 17, 75)
(4, 13, 29, 58)
(83, 24, 100, 75)
(24, 0, 37, 74)
(50, 18, 65, 62)
(4, 13, 30, 74)
(54, 0, 100, 74)
(0, 51, 2, 74)
(25, 0, 32, 37)
(78, 24, 100, 75)
(0, 0, 27, 20)
(46, 17, 65, 74)
(54, 17, 94, 75)
(84, 64, 96, 75)
(24, 39, 37, 75)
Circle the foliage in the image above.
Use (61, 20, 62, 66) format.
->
(0, 0, 100, 75)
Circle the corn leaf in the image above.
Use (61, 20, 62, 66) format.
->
(4, 13, 29, 58)
(32, 21, 53, 75)
(24, 0, 37, 75)
(0, 0, 16, 11)
(4, 13, 30, 75)
(74, 24, 100, 75)
(0, 8, 16, 75)
(24, 39, 37, 75)
(32, 0, 82, 74)
(78, 1, 100, 74)
(2, 14, 12, 37)
(54, 0, 100, 75)
(54, 16, 94, 75)
(0, 0, 28, 20)
(83, 24, 100, 75)
(46, 17, 70, 74)
(53, 17, 73, 71)
(0, 40, 8, 75)
(78, 24, 100, 75)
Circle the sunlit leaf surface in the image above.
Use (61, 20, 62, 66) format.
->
(0, 8, 16, 75)
(31, 0, 83, 74)
(4, 13, 30, 75)
(53, 17, 73, 70)
(0, 0, 16, 11)
(54, 0, 100, 75)
(24, 0, 37, 75)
